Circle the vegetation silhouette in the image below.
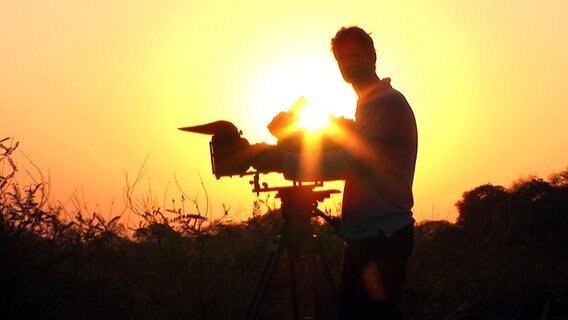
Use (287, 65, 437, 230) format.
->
(1, 137, 566, 319)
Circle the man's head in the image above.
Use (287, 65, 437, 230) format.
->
(331, 26, 377, 85)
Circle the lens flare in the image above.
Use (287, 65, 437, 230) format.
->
(296, 107, 330, 132)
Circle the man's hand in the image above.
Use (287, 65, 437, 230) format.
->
(330, 116, 355, 132)
(267, 111, 299, 140)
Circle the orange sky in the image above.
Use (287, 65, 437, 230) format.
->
(2, 1, 567, 226)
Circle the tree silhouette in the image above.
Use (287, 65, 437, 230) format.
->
(455, 184, 509, 239)
(510, 175, 568, 245)
(456, 172, 568, 245)
(548, 167, 568, 187)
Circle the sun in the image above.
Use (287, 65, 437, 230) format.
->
(247, 53, 357, 144)
(296, 106, 330, 132)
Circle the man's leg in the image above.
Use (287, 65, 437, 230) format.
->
(359, 258, 407, 319)
(358, 226, 414, 319)
(339, 243, 363, 319)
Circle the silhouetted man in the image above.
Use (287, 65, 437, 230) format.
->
(258, 26, 418, 319)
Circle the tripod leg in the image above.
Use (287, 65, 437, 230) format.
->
(287, 249, 300, 320)
(243, 235, 285, 320)
(308, 250, 323, 320)
(314, 235, 345, 320)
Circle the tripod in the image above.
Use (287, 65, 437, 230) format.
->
(244, 183, 344, 320)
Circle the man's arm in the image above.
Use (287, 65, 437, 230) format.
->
(281, 117, 357, 181)
(281, 90, 414, 182)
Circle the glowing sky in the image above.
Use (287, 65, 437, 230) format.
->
(2, 0, 567, 225)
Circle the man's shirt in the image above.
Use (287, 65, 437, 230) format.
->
(283, 78, 418, 239)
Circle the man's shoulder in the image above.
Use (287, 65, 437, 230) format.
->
(362, 78, 405, 104)
(360, 87, 409, 117)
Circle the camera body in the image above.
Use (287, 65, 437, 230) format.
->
(180, 120, 269, 179)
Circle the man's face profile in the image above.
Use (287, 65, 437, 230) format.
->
(334, 39, 376, 85)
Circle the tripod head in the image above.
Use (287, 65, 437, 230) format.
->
(250, 172, 338, 217)
(250, 172, 340, 253)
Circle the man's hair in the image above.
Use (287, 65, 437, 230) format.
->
(331, 26, 376, 56)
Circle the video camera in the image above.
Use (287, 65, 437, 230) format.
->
(179, 117, 350, 181)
